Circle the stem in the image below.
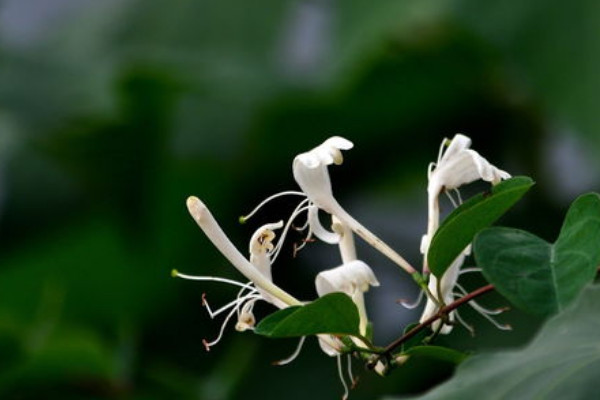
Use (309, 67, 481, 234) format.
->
(382, 284, 495, 355)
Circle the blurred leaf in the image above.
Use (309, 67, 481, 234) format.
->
(386, 284, 600, 400)
(455, 0, 600, 145)
(474, 193, 600, 316)
(0, 327, 114, 397)
(428, 177, 534, 278)
(403, 346, 467, 365)
(255, 293, 360, 338)
(0, 217, 167, 326)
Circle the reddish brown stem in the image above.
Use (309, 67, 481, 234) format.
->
(383, 284, 495, 355)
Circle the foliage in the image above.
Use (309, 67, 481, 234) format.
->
(428, 177, 534, 278)
(255, 293, 360, 338)
(389, 285, 600, 400)
(0, 0, 599, 399)
(475, 193, 600, 316)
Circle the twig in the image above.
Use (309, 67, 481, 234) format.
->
(382, 284, 495, 355)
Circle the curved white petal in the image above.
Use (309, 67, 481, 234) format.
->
(308, 205, 340, 244)
(439, 134, 471, 164)
(315, 260, 379, 297)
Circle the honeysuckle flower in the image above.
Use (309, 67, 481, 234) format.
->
(421, 134, 511, 260)
(315, 259, 379, 400)
(316, 260, 380, 338)
(173, 196, 302, 350)
(419, 134, 511, 334)
(240, 136, 416, 277)
(293, 137, 416, 275)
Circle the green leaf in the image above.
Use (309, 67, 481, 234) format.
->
(254, 293, 360, 338)
(403, 346, 467, 365)
(474, 193, 600, 316)
(428, 176, 534, 278)
(386, 284, 600, 400)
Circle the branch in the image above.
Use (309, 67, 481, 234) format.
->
(382, 284, 495, 356)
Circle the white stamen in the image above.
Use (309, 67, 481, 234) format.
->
(203, 303, 240, 350)
(454, 309, 475, 336)
(468, 299, 507, 316)
(337, 354, 349, 400)
(172, 271, 256, 291)
(445, 190, 459, 208)
(271, 199, 311, 261)
(454, 284, 511, 329)
(346, 354, 356, 389)
(453, 188, 463, 204)
(474, 307, 512, 330)
(240, 191, 306, 222)
(459, 267, 482, 275)
(399, 290, 425, 309)
(273, 336, 307, 366)
(204, 292, 259, 319)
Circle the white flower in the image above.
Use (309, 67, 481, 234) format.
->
(419, 134, 511, 334)
(293, 137, 417, 275)
(292, 136, 354, 210)
(421, 134, 511, 258)
(239, 136, 416, 276)
(315, 259, 379, 400)
(316, 260, 380, 339)
(173, 196, 302, 350)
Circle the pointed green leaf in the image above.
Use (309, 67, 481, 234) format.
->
(387, 285, 600, 400)
(428, 176, 534, 278)
(474, 193, 600, 316)
(254, 293, 360, 338)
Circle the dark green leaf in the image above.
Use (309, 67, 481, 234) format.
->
(428, 176, 534, 278)
(387, 284, 600, 400)
(404, 346, 467, 365)
(474, 193, 600, 316)
(254, 293, 360, 338)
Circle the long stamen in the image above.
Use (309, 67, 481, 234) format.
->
(453, 188, 463, 204)
(397, 289, 425, 309)
(459, 267, 482, 275)
(436, 137, 450, 165)
(337, 354, 349, 400)
(203, 304, 240, 350)
(474, 307, 512, 330)
(454, 309, 475, 336)
(427, 162, 436, 179)
(205, 292, 260, 319)
(468, 299, 509, 316)
(454, 285, 511, 330)
(271, 199, 311, 261)
(347, 354, 358, 389)
(273, 336, 307, 366)
(445, 190, 459, 208)
(172, 270, 256, 291)
(240, 191, 306, 222)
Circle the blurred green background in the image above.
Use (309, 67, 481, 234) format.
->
(0, 0, 598, 398)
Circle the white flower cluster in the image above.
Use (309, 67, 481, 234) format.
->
(174, 134, 511, 398)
